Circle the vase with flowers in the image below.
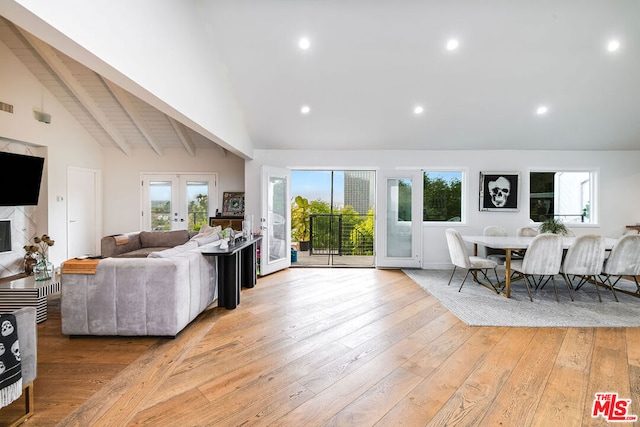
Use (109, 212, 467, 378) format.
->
(24, 234, 55, 281)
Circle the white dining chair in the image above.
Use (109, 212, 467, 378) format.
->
(561, 234, 610, 302)
(445, 228, 499, 293)
(483, 225, 508, 265)
(512, 226, 538, 265)
(600, 234, 640, 294)
(517, 227, 539, 237)
(510, 233, 564, 302)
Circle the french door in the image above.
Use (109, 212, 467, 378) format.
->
(375, 170, 423, 268)
(260, 166, 291, 276)
(141, 173, 217, 232)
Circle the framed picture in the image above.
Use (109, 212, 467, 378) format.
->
(222, 192, 245, 216)
(479, 172, 520, 212)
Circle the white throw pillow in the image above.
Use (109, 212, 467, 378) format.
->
(148, 240, 199, 258)
(190, 224, 222, 241)
(192, 232, 222, 246)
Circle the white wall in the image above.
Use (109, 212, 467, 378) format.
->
(0, 39, 103, 269)
(1, 0, 253, 159)
(101, 147, 244, 235)
(245, 149, 640, 268)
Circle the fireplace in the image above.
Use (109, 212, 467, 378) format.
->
(0, 219, 10, 253)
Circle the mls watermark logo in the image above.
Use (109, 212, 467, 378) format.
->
(592, 392, 638, 422)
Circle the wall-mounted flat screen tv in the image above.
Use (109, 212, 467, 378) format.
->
(0, 152, 45, 206)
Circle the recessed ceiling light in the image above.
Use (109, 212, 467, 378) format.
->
(446, 39, 460, 51)
(414, 105, 424, 115)
(300, 105, 311, 115)
(299, 37, 310, 50)
(607, 39, 620, 52)
(536, 105, 548, 115)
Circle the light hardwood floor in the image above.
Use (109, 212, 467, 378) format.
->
(1, 268, 639, 426)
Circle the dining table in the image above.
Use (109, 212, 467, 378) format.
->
(461, 235, 618, 298)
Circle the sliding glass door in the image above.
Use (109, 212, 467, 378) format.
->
(290, 170, 375, 267)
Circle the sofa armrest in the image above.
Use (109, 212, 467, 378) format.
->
(13, 307, 37, 384)
(61, 257, 191, 336)
(101, 232, 142, 257)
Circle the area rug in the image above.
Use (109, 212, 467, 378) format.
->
(403, 269, 640, 327)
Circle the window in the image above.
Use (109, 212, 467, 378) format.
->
(423, 171, 463, 222)
(529, 171, 595, 224)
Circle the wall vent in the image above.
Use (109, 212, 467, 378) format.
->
(0, 102, 14, 114)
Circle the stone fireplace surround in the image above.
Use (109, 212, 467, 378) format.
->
(0, 140, 42, 280)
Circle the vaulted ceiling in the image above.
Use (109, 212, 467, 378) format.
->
(202, 0, 640, 151)
(2, 1, 640, 156)
(0, 17, 227, 157)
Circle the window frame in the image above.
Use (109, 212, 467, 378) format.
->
(422, 168, 467, 225)
(528, 168, 599, 226)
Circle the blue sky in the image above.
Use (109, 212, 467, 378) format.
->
(425, 171, 461, 182)
(291, 170, 344, 206)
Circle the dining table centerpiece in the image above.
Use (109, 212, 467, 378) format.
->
(24, 234, 55, 280)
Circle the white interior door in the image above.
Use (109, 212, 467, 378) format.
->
(67, 167, 100, 257)
(260, 166, 291, 276)
(141, 173, 217, 231)
(376, 169, 423, 268)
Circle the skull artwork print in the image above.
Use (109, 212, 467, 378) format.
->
(480, 172, 520, 211)
(488, 176, 510, 207)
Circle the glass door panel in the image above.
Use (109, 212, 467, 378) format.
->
(386, 178, 413, 258)
(376, 170, 422, 268)
(260, 166, 291, 276)
(186, 180, 209, 231)
(148, 179, 176, 230)
(268, 175, 287, 263)
(142, 174, 217, 232)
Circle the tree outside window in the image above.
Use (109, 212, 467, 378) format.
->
(423, 171, 462, 222)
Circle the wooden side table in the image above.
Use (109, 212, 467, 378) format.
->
(0, 274, 61, 323)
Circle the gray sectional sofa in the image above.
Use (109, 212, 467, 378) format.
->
(61, 228, 222, 337)
(100, 229, 198, 258)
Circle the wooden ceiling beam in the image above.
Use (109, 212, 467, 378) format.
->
(18, 29, 132, 156)
(167, 117, 196, 156)
(102, 77, 163, 156)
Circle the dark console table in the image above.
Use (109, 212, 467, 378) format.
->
(201, 236, 261, 309)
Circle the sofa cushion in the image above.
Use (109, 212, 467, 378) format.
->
(139, 230, 190, 248)
(114, 247, 171, 258)
(148, 241, 199, 258)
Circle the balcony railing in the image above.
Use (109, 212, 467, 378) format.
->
(309, 213, 374, 256)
